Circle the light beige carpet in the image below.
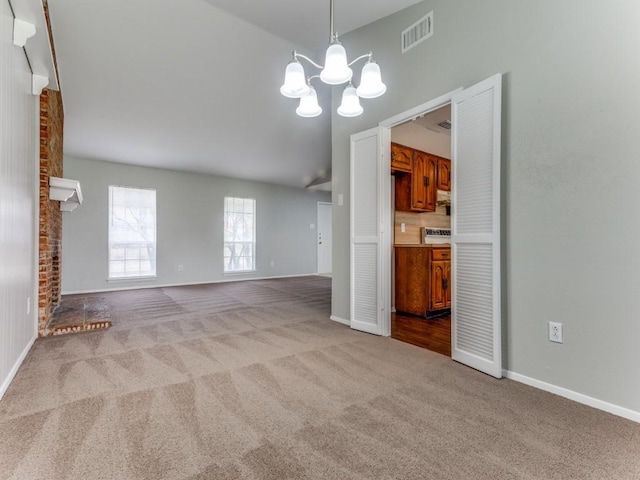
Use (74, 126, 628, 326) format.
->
(1, 276, 639, 479)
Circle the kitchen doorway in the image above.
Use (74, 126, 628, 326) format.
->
(350, 74, 503, 378)
(390, 104, 452, 356)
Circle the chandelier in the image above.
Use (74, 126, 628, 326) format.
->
(280, 0, 387, 118)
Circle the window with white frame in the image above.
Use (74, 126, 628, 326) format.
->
(223, 197, 256, 272)
(108, 186, 157, 279)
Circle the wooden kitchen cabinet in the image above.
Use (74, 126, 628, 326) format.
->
(395, 246, 451, 317)
(391, 143, 412, 173)
(430, 248, 452, 310)
(393, 145, 436, 212)
(437, 157, 451, 191)
(410, 151, 428, 211)
(445, 261, 451, 307)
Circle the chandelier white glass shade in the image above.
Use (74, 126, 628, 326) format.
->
(280, 0, 386, 118)
(296, 84, 323, 118)
(280, 60, 310, 98)
(337, 82, 363, 117)
(356, 60, 387, 99)
(320, 41, 352, 85)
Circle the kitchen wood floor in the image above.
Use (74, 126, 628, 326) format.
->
(391, 312, 451, 357)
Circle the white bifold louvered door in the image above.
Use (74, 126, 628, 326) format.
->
(350, 127, 383, 335)
(451, 74, 503, 378)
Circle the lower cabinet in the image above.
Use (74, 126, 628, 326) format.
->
(395, 246, 451, 317)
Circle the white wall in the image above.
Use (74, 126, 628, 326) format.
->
(332, 0, 640, 415)
(391, 121, 451, 159)
(62, 157, 331, 293)
(0, 0, 38, 398)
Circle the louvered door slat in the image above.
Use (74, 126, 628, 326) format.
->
(452, 74, 502, 378)
(350, 128, 382, 335)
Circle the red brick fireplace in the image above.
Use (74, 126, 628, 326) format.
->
(38, 88, 64, 335)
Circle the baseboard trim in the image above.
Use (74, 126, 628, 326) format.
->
(330, 315, 350, 326)
(505, 370, 640, 424)
(0, 334, 37, 401)
(62, 273, 320, 295)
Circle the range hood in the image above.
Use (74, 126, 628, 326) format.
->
(436, 189, 451, 205)
(49, 177, 83, 212)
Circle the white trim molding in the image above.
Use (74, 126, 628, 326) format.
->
(330, 315, 350, 326)
(11, 0, 59, 91)
(505, 370, 640, 424)
(12, 18, 36, 47)
(49, 177, 82, 211)
(32, 74, 49, 95)
(0, 334, 37, 401)
(62, 273, 321, 295)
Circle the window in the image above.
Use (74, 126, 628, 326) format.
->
(108, 186, 156, 279)
(224, 197, 255, 272)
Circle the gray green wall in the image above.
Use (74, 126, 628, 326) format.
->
(331, 0, 640, 413)
(0, 0, 38, 398)
(62, 157, 330, 293)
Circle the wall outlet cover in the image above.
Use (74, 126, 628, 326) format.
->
(549, 321, 563, 343)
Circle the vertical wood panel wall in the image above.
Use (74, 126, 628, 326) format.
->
(0, 0, 39, 398)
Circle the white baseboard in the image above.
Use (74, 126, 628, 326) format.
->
(505, 370, 640, 424)
(0, 334, 37, 401)
(330, 315, 350, 326)
(62, 273, 318, 295)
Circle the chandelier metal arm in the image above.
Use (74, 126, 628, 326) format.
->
(294, 51, 373, 72)
(293, 51, 324, 70)
(348, 52, 373, 68)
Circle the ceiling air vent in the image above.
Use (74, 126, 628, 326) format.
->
(402, 11, 433, 53)
(437, 120, 451, 130)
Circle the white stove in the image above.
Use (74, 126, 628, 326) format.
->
(422, 228, 451, 244)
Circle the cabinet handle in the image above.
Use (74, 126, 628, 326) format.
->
(423, 176, 429, 187)
(443, 279, 448, 290)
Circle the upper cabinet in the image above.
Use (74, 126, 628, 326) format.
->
(391, 143, 412, 173)
(393, 143, 443, 212)
(413, 151, 437, 211)
(436, 158, 451, 191)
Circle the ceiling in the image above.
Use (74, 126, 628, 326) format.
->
(47, 0, 423, 188)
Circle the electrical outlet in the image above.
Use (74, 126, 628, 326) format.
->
(270, 260, 275, 267)
(549, 322, 563, 343)
(178, 264, 184, 272)
(401, 223, 406, 233)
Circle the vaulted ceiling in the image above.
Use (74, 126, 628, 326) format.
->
(48, 0, 422, 187)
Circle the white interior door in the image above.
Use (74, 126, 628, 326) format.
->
(317, 202, 332, 274)
(451, 74, 502, 378)
(350, 127, 383, 335)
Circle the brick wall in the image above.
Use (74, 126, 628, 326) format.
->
(38, 88, 64, 335)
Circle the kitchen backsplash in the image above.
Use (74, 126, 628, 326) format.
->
(395, 205, 451, 244)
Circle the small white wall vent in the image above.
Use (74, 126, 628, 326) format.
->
(402, 11, 433, 53)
